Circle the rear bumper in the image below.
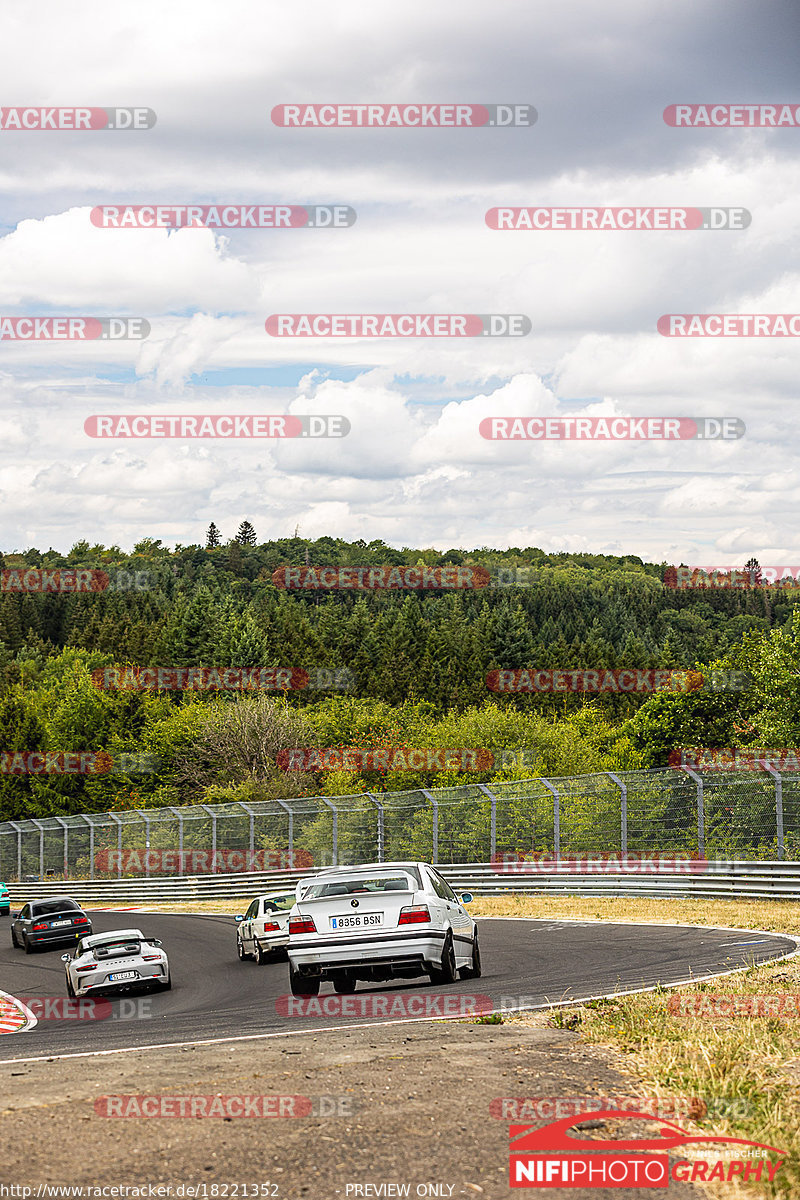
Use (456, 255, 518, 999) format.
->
(289, 928, 446, 977)
(74, 967, 167, 995)
(28, 926, 92, 946)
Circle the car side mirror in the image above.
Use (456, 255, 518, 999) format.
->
(235, 915, 244, 923)
(60, 954, 71, 962)
(459, 892, 474, 904)
(146, 938, 163, 947)
(12, 912, 20, 920)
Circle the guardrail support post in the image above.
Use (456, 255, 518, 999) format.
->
(680, 766, 705, 857)
(477, 784, 498, 861)
(421, 790, 439, 864)
(760, 762, 784, 861)
(606, 773, 627, 855)
(538, 778, 560, 861)
(364, 793, 385, 862)
(320, 798, 338, 866)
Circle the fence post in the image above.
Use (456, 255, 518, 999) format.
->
(680, 766, 705, 857)
(606, 773, 627, 855)
(54, 816, 69, 878)
(8, 821, 23, 881)
(364, 793, 385, 862)
(539, 777, 560, 861)
(421, 790, 439, 864)
(238, 803, 256, 860)
(759, 762, 784, 861)
(107, 813, 123, 877)
(200, 805, 218, 872)
(320, 798, 338, 866)
(274, 799, 294, 863)
(31, 819, 45, 879)
(85, 815, 95, 880)
(167, 807, 185, 873)
(136, 812, 151, 877)
(477, 784, 498, 861)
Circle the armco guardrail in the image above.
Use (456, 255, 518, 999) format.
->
(6, 861, 800, 906)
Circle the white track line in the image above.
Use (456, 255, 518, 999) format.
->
(1, 922, 796, 1065)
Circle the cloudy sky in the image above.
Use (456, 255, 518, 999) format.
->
(1, 0, 798, 560)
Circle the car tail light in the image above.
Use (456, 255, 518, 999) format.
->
(76, 963, 98, 972)
(74, 917, 89, 925)
(398, 905, 431, 925)
(288, 915, 316, 935)
(263, 921, 280, 932)
(32, 922, 48, 931)
(142, 954, 161, 961)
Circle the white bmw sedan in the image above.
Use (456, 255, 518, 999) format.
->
(286, 860, 480, 996)
(62, 928, 171, 997)
(235, 890, 297, 963)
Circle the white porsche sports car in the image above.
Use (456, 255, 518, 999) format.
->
(62, 928, 171, 997)
(286, 860, 480, 995)
(235, 890, 297, 963)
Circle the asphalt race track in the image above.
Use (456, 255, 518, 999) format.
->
(0, 910, 795, 1062)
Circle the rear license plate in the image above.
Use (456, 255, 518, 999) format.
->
(330, 913, 383, 930)
(51, 920, 72, 927)
(108, 971, 137, 981)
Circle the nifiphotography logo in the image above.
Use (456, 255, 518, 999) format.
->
(508, 1110, 786, 1188)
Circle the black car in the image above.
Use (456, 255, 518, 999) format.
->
(11, 897, 93, 953)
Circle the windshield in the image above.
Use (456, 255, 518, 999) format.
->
(31, 899, 80, 916)
(304, 873, 415, 899)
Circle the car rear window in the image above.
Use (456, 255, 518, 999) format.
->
(304, 874, 415, 898)
(31, 899, 80, 916)
(263, 894, 297, 912)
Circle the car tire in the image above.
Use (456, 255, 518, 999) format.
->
(289, 965, 320, 996)
(460, 930, 482, 980)
(333, 974, 357, 994)
(66, 973, 75, 999)
(23, 934, 34, 955)
(10, 926, 19, 948)
(237, 936, 246, 961)
(160, 976, 172, 991)
(254, 940, 266, 965)
(428, 932, 457, 985)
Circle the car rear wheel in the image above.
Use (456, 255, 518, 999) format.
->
(333, 974, 357, 994)
(428, 932, 457, 985)
(23, 934, 34, 954)
(10, 926, 19, 948)
(237, 936, 246, 961)
(460, 931, 482, 979)
(254, 940, 266, 965)
(159, 976, 172, 991)
(289, 965, 320, 996)
(65, 973, 75, 999)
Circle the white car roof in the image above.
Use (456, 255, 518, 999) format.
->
(82, 928, 145, 947)
(312, 861, 429, 874)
